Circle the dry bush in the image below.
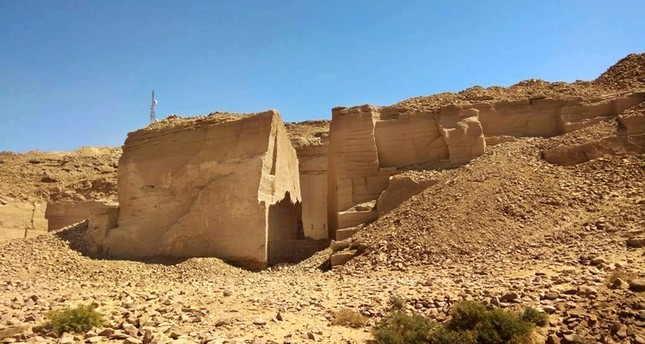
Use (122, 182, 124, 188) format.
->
(388, 295, 406, 311)
(0, 326, 27, 340)
(37, 304, 103, 335)
(445, 301, 535, 344)
(520, 307, 548, 327)
(331, 309, 369, 328)
(373, 311, 435, 344)
(373, 301, 538, 344)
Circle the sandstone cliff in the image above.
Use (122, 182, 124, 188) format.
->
(2, 52, 643, 259)
(327, 104, 486, 236)
(98, 110, 303, 267)
(287, 121, 330, 240)
(0, 147, 119, 241)
(326, 90, 645, 236)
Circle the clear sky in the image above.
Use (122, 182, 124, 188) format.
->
(1, 1, 643, 152)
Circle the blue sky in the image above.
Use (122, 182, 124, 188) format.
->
(1, 1, 643, 152)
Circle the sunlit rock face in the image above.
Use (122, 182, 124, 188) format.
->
(101, 110, 302, 268)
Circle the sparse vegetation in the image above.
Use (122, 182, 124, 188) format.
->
(389, 294, 406, 311)
(373, 311, 436, 344)
(331, 309, 369, 328)
(520, 307, 548, 327)
(38, 304, 103, 335)
(0, 326, 28, 340)
(373, 301, 537, 344)
(446, 301, 534, 344)
(429, 327, 478, 344)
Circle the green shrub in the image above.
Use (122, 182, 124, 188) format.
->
(40, 304, 103, 335)
(373, 311, 435, 344)
(389, 295, 406, 311)
(472, 309, 533, 344)
(447, 300, 489, 330)
(446, 301, 534, 344)
(520, 307, 548, 326)
(372, 301, 537, 344)
(430, 327, 478, 344)
(331, 309, 369, 328)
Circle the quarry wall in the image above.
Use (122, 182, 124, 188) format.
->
(475, 92, 645, 141)
(0, 202, 47, 239)
(97, 110, 303, 268)
(4, 90, 642, 267)
(327, 104, 486, 237)
(45, 201, 116, 231)
(293, 142, 329, 240)
(326, 92, 645, 237)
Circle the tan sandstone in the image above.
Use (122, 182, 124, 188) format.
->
(98, 110, 305, 268)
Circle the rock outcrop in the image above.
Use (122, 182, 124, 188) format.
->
(99, 110, 304, 268)
(326, 92, 645, 237)
(618, 102, 645, 135)
(45, 200, 116, 231)
(0, 201, 47, 240)
(288, 122, 330, 241)
(376, 175, 438, 216)
(327, 104, 486, 236)
(542, 102, 645, 166)
(476, 92, 645, 139)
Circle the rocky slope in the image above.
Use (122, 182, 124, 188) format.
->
(343, 119, 644, 272)
(0, 147, 119, 203)
(396, 53, 645, 112)
(332, 111, 645, 341)
(595, 53, 645, 90)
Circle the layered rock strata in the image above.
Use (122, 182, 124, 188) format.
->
(327, 105, 486, 236)
(99, 110, 303, 268)
(326, 92, 645, 237)
(0, 201, 47, 234)
(290, 138, 329, 240)
(45, 201, 115, 231)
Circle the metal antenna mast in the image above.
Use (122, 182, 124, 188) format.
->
(150, 90, 158, 124)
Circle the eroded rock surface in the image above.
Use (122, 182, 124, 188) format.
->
(0, 202, 47, 241)
(287, 121, 330, 240)
(327, 104, 486, 236)
(45, 200, 116, 231)
(100, 110, 302, 267)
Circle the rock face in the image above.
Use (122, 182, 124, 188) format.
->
(45, 201, 116, 231)
(542, 101, 645, 166)
(475, 94, 644, 138)
(293, 143, 329, 240)
(101, 110, 303, 268)
(542, 135, 645, 166)
(618, 102, 645, 135)
(287, 121, 330, 241)
(85, 202, 119, 255)
(0, 202, 47, 240)
(327, 105, 486, 236)
(326, 93, 645, 237)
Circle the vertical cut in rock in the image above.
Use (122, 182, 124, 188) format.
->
(327, 104, 486, 237)
(286, 121, 331, 240)
(100, 110, 302, 268)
